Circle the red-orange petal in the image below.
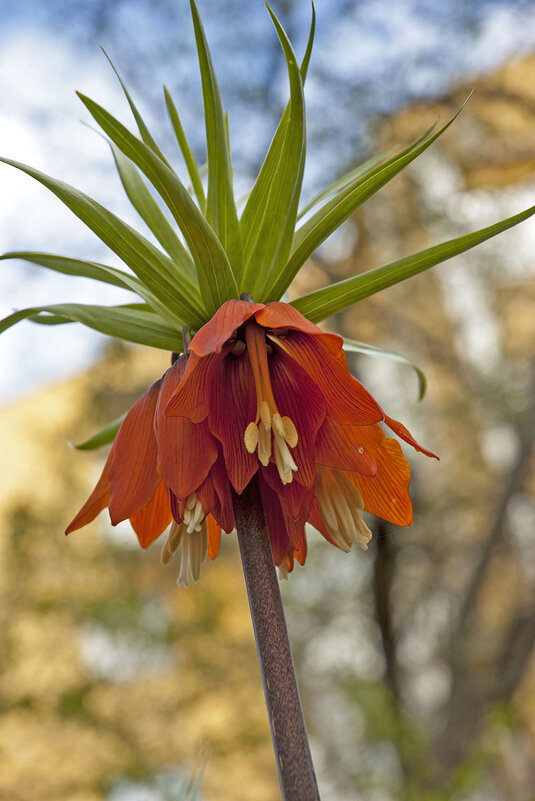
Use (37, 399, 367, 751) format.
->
(274, 331, 384, 426)
(384, 415, 439, 460)
(157, 359, 218, 500)
(196, 469, 219, 520)
(189, 299, 264, 357)
(209, 454, 236, 533)
(314, 417, 379, 477)
(207, 350, 258, 493)
(255, 302, 323, 335)
(206, 515, 222, 560)
(65, 456, 112, 534)
(129, 480, 172, 549)
(284, 552, 295, 574)
(349, 431, 413, 526)
(108, 380, 162, 525)
(270, 350, 326, 487)
(258, 476, 295, 563)
(165, 352, 221, 422)
(169, 490, 184, 524)
(307, 496, 339, 548)
(294, 533, 308, 566)
(262, 463, 313, 520)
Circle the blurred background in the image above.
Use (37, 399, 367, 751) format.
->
(1, 1, 535, 799)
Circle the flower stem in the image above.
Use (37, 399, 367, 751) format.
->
(233, 478, 321, 801)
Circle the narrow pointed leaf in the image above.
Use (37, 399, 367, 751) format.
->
(0, 252, 137, 290)
(0, 157, 205, 326)
(266, 107, 464, 300)
(293, 124, 434, 249)
(292, 203, 535, 322)
(164, 85, 206, 212)
(1, 303, 182, 350)
(240, 5, 313, 295)
(190, 0, 243, 275)
(74, 413, 126, 450)
(77, 93, 239, 313)
(29, 302, 153, 326)
(102, 49, 173, 170)
(343, 337, 427, 400)
(297, 147, 396, 220)
(109, 142, 197, 278)
(1, 250, 180, 326)
(29, 312, 73, 325)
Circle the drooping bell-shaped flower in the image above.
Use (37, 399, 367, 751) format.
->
(67, 299, 437, 582)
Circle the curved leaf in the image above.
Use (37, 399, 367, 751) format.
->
(190, 0, 243, 275)
(29, 302, 153, 326)
(0, 250, 184, 329)
(0, 252, 136, 290)
(164, 86, 206, 212)
(343, 338, 427, 400)
(109, 142, 197, 278)
(73, 413, 126, 450)
(267, 105, 467, 300)
(240, 4, 312, 295)
(297, 147, 396, 221)
(1, 303, 182, 350)
(0, 157, 205, 327)
(77, 92, 239, 314)
(102, 49, 173, 170)
(292, 203, 535, 322)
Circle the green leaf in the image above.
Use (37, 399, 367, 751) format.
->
(267, 108, 462, 300)
(73, 413, 126, 450)
(29, 302, 153, 326)
(297, 147, 396, 221)
(164, 86, 206, 212)
(239, 4, 312, 296)
(293, 124, 434, 244)
(0, 157, 205, 327)
(109, 142, 197, 279)
(292, 203, 535, 322)
(102, 49, 173, 170)
(190, 0, 243, 276)
(1, 250, 184, 330)
(77, 93, 239, 315)
(29, 312, 73, 325)
(343, 337, 427, 400)
(0, 252, 136, 290)
(1, 303, 182, 350)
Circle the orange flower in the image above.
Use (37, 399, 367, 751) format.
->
(65, 356, 227, 586)
(67, 299, 437, 583)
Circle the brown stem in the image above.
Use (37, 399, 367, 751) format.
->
(233, 477, 321, 801)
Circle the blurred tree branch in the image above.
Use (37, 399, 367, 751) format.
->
(431, 365, 535, 782)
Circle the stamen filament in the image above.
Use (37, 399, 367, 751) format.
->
(161, 493, 209, 585)
(315, 467, 372, 552)
(243, 322, 299, 484)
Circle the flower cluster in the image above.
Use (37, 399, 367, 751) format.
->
(67, 299, 436, 584)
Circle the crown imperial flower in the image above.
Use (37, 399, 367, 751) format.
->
(66, 299, 437, 583)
